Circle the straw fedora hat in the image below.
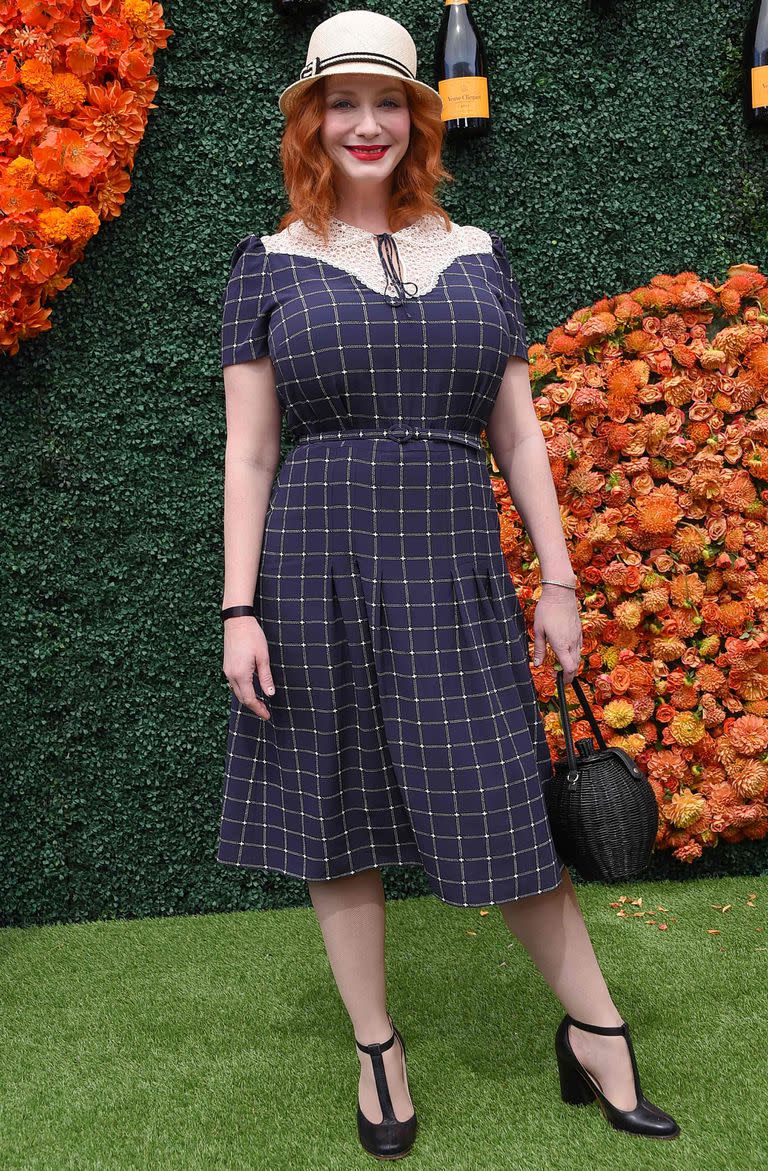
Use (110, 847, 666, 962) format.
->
(277, 10, 443, 119)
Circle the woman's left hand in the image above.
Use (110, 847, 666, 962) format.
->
(532, 583, 583, 684)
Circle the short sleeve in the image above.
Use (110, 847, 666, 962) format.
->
(220, 234, 275, 368)
(489, 231, 529, 363)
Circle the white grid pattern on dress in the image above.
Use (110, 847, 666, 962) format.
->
(216, 217, 564, 907)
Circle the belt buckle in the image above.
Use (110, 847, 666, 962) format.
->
(385, 425, 414, 443)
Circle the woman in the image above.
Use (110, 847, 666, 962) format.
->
(217, 9, 680, 1157)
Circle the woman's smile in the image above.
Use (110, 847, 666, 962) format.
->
(343, 145, 390, 161)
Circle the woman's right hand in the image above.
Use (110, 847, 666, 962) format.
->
(223, 616, 276, 720)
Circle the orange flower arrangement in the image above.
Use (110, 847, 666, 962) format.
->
(484, 263, 768, 864)
(0, 0, 172, 358)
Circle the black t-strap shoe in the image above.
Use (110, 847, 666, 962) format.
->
(555, 1013, 681, 1138)
(355, 1013, 418, 1159)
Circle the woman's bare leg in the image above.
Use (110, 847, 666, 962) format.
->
(498, 867, 638, 1110)
(307, 867, 414, 1123)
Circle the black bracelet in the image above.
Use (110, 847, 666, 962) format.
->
(221, 605, 255, 621)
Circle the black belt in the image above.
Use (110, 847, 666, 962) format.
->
(295, 425, 484, 455)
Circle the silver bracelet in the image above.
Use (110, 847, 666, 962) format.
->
(540, 578, 578, 591)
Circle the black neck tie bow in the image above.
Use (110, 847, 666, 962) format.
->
(374, 233, 420, 311)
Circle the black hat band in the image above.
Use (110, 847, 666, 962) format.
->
(299, 51, 417, 82)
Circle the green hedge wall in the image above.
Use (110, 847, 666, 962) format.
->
(3, 1, 766, 928)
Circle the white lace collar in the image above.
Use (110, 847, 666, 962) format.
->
(260, 213, 493, 300)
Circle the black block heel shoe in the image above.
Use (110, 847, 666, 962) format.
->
(355, 1013, 417, 1160)
(554, 1013, 681, 1139)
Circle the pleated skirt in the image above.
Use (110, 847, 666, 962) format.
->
(216, 435, 565, 907)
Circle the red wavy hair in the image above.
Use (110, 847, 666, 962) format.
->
(276, 76, 454, 243)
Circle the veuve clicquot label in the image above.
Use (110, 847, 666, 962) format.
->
(753, 64, 768, 107)
(439, 74, 489, 121)
(434, 0, 490, 138)
(744, 0, 768, 128)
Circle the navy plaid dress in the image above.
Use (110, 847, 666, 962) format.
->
(216, 214, 565, 907)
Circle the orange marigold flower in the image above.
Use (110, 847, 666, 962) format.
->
(731, 802, 763, 827)
(672, 839, 704, 862)
(731, 379, 764, 411)
(580, 312, 615, 345)
(651, 635, 687, 662)
(711, 324, 750, 360)
(687, 420, 712, 443)
(667, 682, 700, 710)
(646, 749, 688, 786)
(543, 710, 563, 740)
(697, 663, 728, 694)
(612, 599, 644, 630)
(124, 0, 153, 22)
(67, 205, 100, 243)
(672, 343, 699, 368)
(632, 695, 656, 723)
(707, 781, 741, 807)
(635, 491, 682, 535)
(701, 697, 727, 729)
(700, 348, 727, 371)
(602, 698, 635, 729)
(727, 712, 768, 754)
(723, 470, 758, 511)
(546, 326, 583, 357)
(698, 634, 722, 658)
(19, 58, 53, 93)
(730, 760, 768, 799)
(721, 531, 749, 557)
(640, 587, 669, 614)
(665, 788, 707, 827)
(605, 364, 640, 394)
(603, 422, 633, 451)
(668, 711, 706, 746)
(670, 573, 705, 607)
(47, 71, 87, 114)
(5, 156, 35, 186)
(747, 342, 768, 381)
(622, 733, 648, 755)
(37, 208, 70, 243)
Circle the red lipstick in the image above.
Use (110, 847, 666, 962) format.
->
(344, 145, 390, 161)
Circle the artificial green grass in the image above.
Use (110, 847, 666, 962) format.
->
(1, 876, 766, 1171)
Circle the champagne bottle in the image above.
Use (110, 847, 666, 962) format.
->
(744, 0, 768, 129)
(434, 0, 490, 139)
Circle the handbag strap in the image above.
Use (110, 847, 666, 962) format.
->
(556, 671, 609, 775)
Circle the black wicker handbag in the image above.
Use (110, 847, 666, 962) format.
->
(541, 670, 660, 882)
